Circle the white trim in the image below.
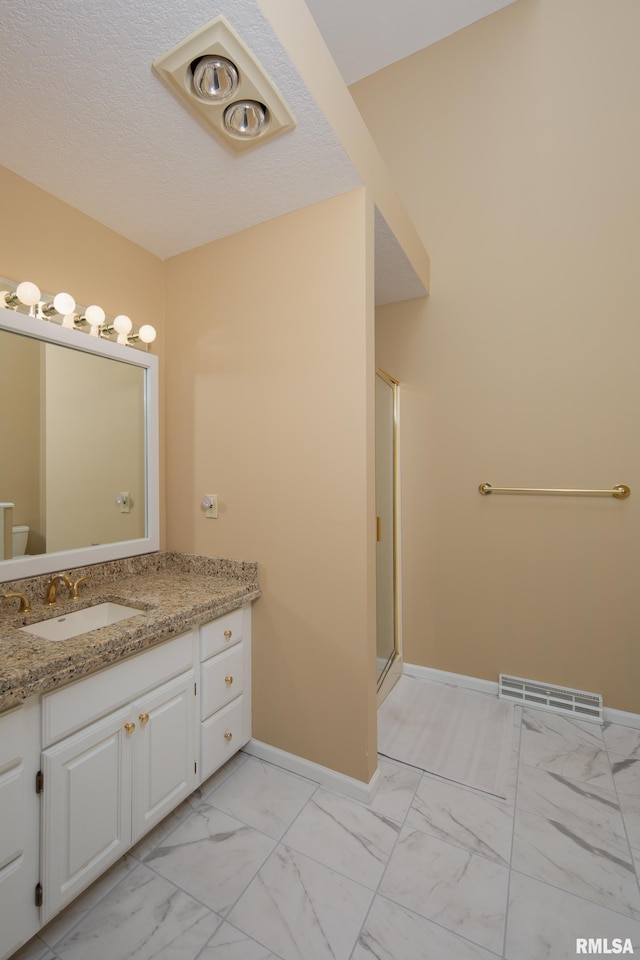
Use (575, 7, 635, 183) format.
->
(242, 739, 381, 804)
(604, 707, 640, 730)
(404, 663, 640, 729)
(403, 662, 499, 697)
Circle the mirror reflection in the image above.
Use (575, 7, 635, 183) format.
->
(0, 329, 146, 561)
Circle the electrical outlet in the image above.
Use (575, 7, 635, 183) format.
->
(203, 494, 218, 519)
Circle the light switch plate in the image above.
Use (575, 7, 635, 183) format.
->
(204, 494, 218, 519)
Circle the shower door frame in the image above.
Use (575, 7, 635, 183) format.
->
(375, 368, 403, 705)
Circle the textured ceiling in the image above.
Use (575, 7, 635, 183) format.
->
(0, 0, 360, 260)
(0, 0, 518, 300)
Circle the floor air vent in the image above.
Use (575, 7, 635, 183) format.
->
(499, 674, 603, 723)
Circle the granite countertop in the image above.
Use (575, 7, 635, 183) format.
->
(0, 552, 260, 712)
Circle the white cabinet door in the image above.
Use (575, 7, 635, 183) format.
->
(132, 670, 196, 841)
(0, 699, 41, 960)
(41, 706, 132, 923)
(0, 761, 26, 960)
(0, 856, 24, 960)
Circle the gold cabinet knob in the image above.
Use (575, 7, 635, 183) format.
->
(124, 722, 136, 734)
(224, 731, 233, 742)
(224, 675, 233, 686)
(138, 713, 150, 725)
(223, 630, 233, 639)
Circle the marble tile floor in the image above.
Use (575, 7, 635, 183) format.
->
(12, 690, 640, 960)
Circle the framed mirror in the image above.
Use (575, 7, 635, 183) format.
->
(0, 305, 159, 582)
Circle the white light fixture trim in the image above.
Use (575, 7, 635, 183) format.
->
(153, 15, 295, 153)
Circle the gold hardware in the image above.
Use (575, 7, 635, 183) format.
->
(124, 722, 135, 734)
(223, 629, 233, 639)
(479, 482, 631, 499)
(376, 516, 382, 542)
(138, 713, 149, 725)
(613, 485, 631, 499)
(70, 575, 89, 599)
(224, 731, 232, 742)
(1, 592, 31, 614)
(43, 573, 73, 606)
(224, 675, 233, 685)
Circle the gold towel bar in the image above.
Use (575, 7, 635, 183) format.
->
(479, 483, 630, 499)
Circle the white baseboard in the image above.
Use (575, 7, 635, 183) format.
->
(403, 662, 499, 697)
(242, 739, 381, 804)
(403, 663, 640, 729)
(603, 706, 640, 730)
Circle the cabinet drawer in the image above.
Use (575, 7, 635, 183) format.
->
(200, 697, 244, 781)
(42, 631, 194, 747)
(201, 644, 244, 720)
(200, 608, 243, 661)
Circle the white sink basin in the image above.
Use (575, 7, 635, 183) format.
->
(20, 602, 141, 642)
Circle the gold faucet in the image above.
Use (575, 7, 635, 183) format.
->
(43, 573, 74, 606)
(1, 592, 31, 614)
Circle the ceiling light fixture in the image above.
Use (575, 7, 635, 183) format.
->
(192, 55, 239, 102)
(224, 100, 267, 139)
(153, 15, 295, 153)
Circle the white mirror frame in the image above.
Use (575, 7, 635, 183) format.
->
(0, 305, 159, 582)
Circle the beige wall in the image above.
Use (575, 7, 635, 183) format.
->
(164, 189, 378, 782)
(0, 167, 378, 782)
(0, 167, 163, 331)
(257, 0, 430, 295)
(352, 0, 640, 711)
(45, 348, 145, 552)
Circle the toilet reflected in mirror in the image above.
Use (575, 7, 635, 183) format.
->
(12, 525, 29, 557)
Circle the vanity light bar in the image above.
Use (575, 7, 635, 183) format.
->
(0, 275, 156, 349)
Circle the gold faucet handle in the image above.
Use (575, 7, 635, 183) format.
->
(70, 575, 89, 599)
(1, 592, 31, 614)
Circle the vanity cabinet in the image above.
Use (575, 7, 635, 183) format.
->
(199, 606, 252, 781)
(0, 601, 253, 959)
(40, 631, 198, 923)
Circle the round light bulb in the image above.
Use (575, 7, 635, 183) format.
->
(113, 314, 132, 335)
(16, 281, 41, 307)
(53, 292, 76, 316)
(84, 304, 105, 325)
(223, 100, 268, 139)
(84, 304, 105, 335)
(138, 324, 156, 344)
(192, 56, 239, 102)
